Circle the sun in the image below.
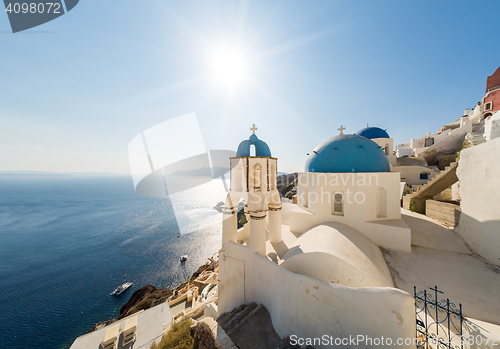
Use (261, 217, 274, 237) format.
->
(208, 48, 248, 88)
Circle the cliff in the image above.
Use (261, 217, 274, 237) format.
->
(119, 285, 172, 319)
(277, 172, 298, 199)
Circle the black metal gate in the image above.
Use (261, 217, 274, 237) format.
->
(414, 286, 463, 349)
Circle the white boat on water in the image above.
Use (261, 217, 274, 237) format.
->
(110, 269, 133, 296)
(110, 282, 133, 296)
(180, 255, 187, 263)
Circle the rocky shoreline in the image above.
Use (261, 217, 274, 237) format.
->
(88, 262, 212, 333)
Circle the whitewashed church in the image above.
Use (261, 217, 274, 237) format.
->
(218, 125, 416, 348)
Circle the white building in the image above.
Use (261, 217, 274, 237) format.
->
(394, 115, 472, 164)
(70, 303, 173, 349)
(218, 128, 415, 349)
(290, 133, 411, 252)
(354, 126, 438, 187)
(396, 142, 412, 158)
(354, 126, 397, 166)
(484, 111, 500, 141)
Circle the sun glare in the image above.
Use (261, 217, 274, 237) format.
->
(209, 49, 248, 88)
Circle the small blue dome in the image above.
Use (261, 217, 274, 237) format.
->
(305, 134, 390, 173)
(237, 134, 272, 157)
(354, 127, 390, 139)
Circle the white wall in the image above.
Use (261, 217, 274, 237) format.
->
(392, 166, 440, 186)
(411, 131, 452, 150)
(408, 118, 471, 157)
(70, 303, 172, 349)
(456, 137, 500, 266)
(396, 142, 412, 158)
(219, 242, 416, 349)
(465, 104, 482, 123)
(464, 317, 500, 349)
(290, 172, 411, 252)
(371, 137, 397, 166)
(484, 111, 500, 141)
(451, 182, 460, 201)
(416, 119, 472, 160)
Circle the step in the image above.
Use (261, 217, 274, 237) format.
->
(223, 304, 248, 327)
(227, 304, 263, 337)
(223, 302, 258, 334)
(223, 304, 281, 349)
(217, 304, 247, 328)
(215, 308, 234, 326)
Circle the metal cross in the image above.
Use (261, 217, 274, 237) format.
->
(338, 125, 346, 134)
(250, 124, 257, 135)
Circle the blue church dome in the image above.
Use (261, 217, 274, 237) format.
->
(305, 134, 390, 173)
(237, 134, 272, 157)
(354, 127, 390, 139)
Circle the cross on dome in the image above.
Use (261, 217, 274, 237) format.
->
(250, 124, 258, 135)
(338, 125, 346, 135)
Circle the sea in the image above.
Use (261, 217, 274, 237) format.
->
(0, 174, 224, 349)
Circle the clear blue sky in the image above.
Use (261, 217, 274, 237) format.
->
(1, 0, 499, 174)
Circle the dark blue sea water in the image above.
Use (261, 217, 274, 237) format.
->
(0, 174, 222, 349)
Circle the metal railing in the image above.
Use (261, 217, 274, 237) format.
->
(415, 286, 463, 349)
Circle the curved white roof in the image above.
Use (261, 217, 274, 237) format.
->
(280, 223, 394, 288)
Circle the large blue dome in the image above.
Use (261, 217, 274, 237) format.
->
(237, 134, 272, 157)
(354, 127, 390, 139)
(305, 134, 390, 173)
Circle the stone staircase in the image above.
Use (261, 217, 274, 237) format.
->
(466, 121, 486, 146)
(403, 161, 459, 214)
(217, 302, 281, 349)
(408, 169, 441, 193)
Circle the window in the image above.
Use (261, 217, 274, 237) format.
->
(424, 138, 434, 147)
(420, 172, 429, 180)
(332, 192, 344, 215)
(376, 188, 387, 218)
(485, 102, 493, 111)
(250, 144, 256, 156)
(232, 162, 244, 191)
(303, 185, 309, 208)
(270, 164, 276, 190)
(385, 143, 390, 155)
(123, 330, 136, 345)
(253, 164, 261, 190)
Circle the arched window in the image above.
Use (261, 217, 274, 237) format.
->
(303, 185, 309, 208)
(376, 187, 387, 218)
(385, 143, 390, 155)
(270, 164, 276, 190)
(250, 144, 256, 157)
(253, 163, 261, 190)
(332, 191, 344, 216)
(232, 162, 244, 191)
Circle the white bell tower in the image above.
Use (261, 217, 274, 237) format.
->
(222, 125, 282, 257)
